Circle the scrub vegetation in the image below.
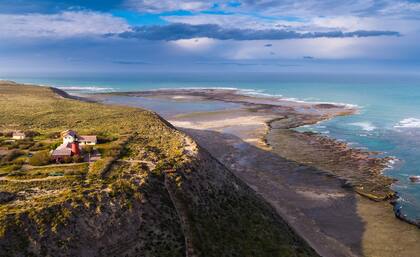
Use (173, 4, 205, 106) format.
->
(0, 82, 317, 257)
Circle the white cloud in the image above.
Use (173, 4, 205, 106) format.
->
(162, 11, 418, 35)
(171, 37, 218, 52)
(378, 1, 420, 16)
(126, 0, 213, 12)
(163, 14, 297, 30)
(0, 11, 131, 38)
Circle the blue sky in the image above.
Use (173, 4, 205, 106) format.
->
(0, 0, 420, 74)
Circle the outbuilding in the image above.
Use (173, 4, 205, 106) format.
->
(12, 131, 26, 140)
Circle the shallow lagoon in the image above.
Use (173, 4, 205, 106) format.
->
(100, 95, 241, 118)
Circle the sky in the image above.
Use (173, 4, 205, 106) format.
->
(1, 0, 420, 75)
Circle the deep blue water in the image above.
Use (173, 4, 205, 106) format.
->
(4, 72, 420, 222)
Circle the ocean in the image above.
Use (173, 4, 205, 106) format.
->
(5, 71, 420, 223)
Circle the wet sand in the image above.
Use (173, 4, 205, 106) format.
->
(93, 89, 420, 257)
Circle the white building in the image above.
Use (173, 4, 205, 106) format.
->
(60, 130, 97, 145)
(62, 130, 77, 144)
(12, 131, 26, 140)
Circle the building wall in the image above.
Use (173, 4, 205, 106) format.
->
(63, 136, 76, 144)
(80, 141, 96, 146)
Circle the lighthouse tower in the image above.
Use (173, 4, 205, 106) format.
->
(71, 140, 81, 156)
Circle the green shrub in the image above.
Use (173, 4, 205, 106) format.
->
(72, 155, 83, 163)
(88, 158, 109, 179)
(48, 132, 61, 139)
(2, 150, 24, 163)
(29, 142, 48, 151)
(29, 151, 51, 166)
(12, 158, 26, 165)
(2, 164, 22, 173)
(96, 133, 117, 144)
(63, 156, 73, 164)
(104, 146, 120, 157)
(50, 142, 62, 150)
(17, 140, 34, 150)
(83, 146, 94, 154)
(24, 131, 40, 138)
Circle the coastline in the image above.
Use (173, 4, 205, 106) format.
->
(89, 88, 420, 256)
(96, 88, 395, 201)
(1, 82, 322, 256)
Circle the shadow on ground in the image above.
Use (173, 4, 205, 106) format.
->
(181, 127, 366, 257)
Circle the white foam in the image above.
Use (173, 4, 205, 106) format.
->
(154, 86, 240, 91)
(395, 118, 420, 128)
(382, 157, 400, 172)
(139, 86, 359, 110)
(277, 97, 358, 109)
(57, 86, 115, 92)
(387, 157, 399, 167)
(237, 89, 359, 109)
(237, 89, 283, 98)
(349, 121, 376, 131)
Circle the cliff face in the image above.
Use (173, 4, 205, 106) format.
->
(0, 178, 185, 257)
(164, 139, 318, 257)
(0, 82, 317, 257)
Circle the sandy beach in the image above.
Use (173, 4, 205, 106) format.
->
(94, 89, 420, 257)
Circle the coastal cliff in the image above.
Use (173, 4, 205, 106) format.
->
(0, 82, 317, 257)
(98, 88, 420, 257)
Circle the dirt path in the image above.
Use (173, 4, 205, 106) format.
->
(0, 176, 63, 182)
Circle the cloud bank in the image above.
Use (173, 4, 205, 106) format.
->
(0, 11, 130, 38)
(0, 0, 419, 74)
(116, 23, 400, 41)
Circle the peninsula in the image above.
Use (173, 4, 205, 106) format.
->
(0, 81, 317, 257)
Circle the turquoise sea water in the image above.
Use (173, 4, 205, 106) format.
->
(4, 72, 420, 223)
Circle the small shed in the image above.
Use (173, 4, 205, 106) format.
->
(79, 135, 97, 145)
(12, 131, 26, 140)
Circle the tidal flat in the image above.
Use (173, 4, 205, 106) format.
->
(94, 88, 420, 257)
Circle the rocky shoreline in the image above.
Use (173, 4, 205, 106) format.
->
(267, 118, 397, 202)
(99, 88, 396, 202)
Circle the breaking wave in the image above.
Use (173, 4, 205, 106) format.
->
(57, 86, 116, 92)
(394, 118, 420, 128)
(349, 121, 376, 131)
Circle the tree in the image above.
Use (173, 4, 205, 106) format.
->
(29, 151, 51, 166)
(2, 150, 24, 163)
